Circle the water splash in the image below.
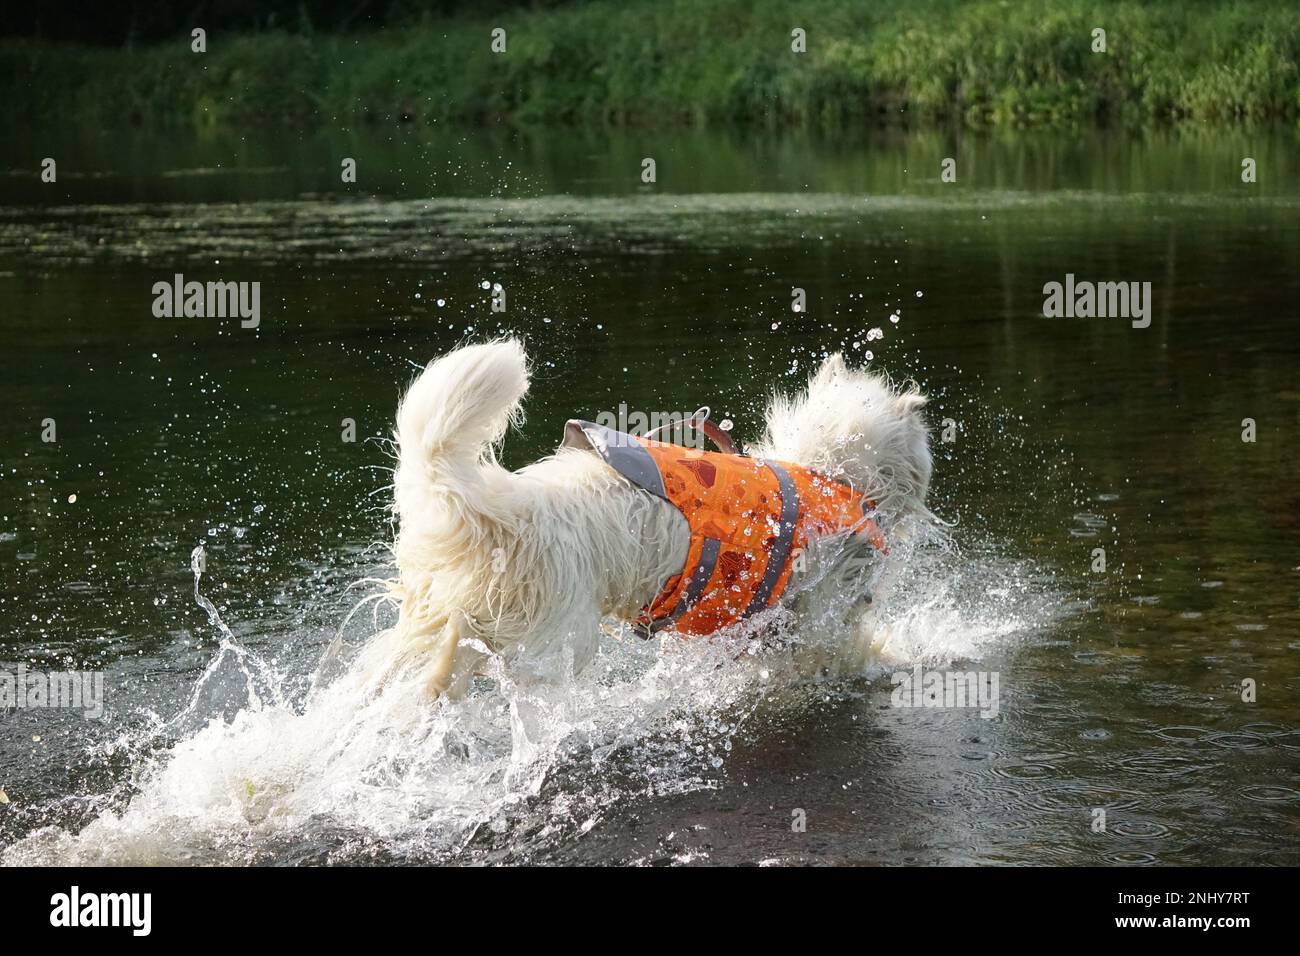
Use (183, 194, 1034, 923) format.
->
(160, 546, 286, 738)
(1, 527, 1060, 866)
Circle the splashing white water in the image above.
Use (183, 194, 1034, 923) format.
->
(2, 529, 1059, 865)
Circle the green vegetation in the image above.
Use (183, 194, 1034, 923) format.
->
(4, 0, 1298, 128)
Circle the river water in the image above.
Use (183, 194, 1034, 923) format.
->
(0, 125, 1296, 865)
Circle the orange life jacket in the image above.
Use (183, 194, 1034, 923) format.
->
(562, 420, 885, 636)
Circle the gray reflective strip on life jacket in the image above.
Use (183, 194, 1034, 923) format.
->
(650, 536, 722, 633)
(744, 461, 799, 617)
(562, 420, 668, 500)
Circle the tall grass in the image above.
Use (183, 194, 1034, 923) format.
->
(3, 0, 1298, 128)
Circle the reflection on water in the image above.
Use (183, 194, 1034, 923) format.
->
(0, 125, 1297, 865)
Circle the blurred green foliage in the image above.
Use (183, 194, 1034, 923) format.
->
(3, 0, 1298, 128)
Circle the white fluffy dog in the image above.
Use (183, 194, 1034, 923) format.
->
(357, 339, 932, 700)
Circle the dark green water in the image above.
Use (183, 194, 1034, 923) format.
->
(0, 125, 1297, 865)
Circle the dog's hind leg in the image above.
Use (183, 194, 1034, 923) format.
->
(425, 609, 484, 701)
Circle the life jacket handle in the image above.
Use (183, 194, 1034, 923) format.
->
(643, 406, 740, 456)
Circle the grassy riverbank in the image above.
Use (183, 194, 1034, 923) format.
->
(4, 0, 1298, 129)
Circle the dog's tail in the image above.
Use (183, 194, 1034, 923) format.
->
(367, 340, 528, 701)
(393, 338, 529, 516)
